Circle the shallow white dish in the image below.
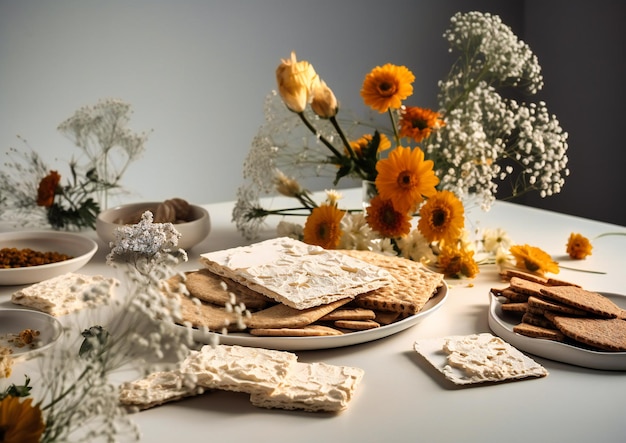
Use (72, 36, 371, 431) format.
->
(96, 202, 210, 250)
(0, 231, 98, 286)
(188, 281, 448, 351)
(0, 309, 63, 357)
(488, 292, 626, 371)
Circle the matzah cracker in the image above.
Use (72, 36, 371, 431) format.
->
(340, 249, 444, 315)
(249, 362, 364, 412)
(119, 371, 204, 410)
(200, 237, 394, 310)
(414, 333, 548, 385)
(11, 273, 118, 316)
(180, 344, 298, 394)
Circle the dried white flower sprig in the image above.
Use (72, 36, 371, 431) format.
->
(2, 211, 194, 442)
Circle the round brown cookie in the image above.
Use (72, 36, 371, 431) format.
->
(539, 286, 621, 318)
(185, 269, 272, 309)
(550, 316, 626, 351)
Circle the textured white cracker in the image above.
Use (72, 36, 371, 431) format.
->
(200, 237, 394, 310)
(414, 333, 548, 385)
(11, 273, 118, 316)
(119, 371, 204, 410)
(179, 344, 298, 394)
(250, 362, 364, 412)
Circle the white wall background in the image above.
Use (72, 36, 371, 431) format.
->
(1, 0, 624, 225)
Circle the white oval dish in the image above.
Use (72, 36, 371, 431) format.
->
(96, 202, 210, 250)
(0, 231, 98, 286)
(0, 309, 63, 357)
(185, 281, 448, 351)
(488, 292, 626, 371)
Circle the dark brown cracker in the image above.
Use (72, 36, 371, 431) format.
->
(550, 316, 626, 351)
(513, 322, 565, 342)
(527, 295, 588, 316)
(500, 302, 528, 314)
(509, 277, 548, 297)
(546, 277, 581, 288)
(245, 298, 351, 329)
(501, 269, 548, 285)
(539, 286, 621, 319)
(249, 324, 343, 337)
(333, 319, 380, 330)
(521, 312, 555, 329)
(318, 308, 376, 322)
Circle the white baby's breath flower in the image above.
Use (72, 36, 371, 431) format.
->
(482, 228, 512, 254)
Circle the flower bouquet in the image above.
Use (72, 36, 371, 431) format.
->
(233, 11, 569, 278)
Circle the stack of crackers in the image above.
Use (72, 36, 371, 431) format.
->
(169, 238, 445, 338)
(120, 344, 364, 413)
(493, 269, 626, 352)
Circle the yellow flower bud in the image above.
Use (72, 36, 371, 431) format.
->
(310, 79, 338, 118)
(276, 52, 318, 113)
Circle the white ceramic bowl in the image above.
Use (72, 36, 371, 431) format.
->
(0, 231, 98, 286)
(96, 202, 211, 251)
(0, 309, 63, 358)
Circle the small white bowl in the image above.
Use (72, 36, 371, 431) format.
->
(96, 202, 211, 251)
(0, 231, 98, 286)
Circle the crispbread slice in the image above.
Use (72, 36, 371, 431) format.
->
(318, 307, 377, 322)
(549, 316, 626, 351)
(500, 302, 528, 314)
(340, 249, 444, 315)
(245, 298, 351, 329)
(175, 292, 241, 331)
(509, 277, 548, 298)
(249, 325, 343, 337)
(513, 322, 565, 342)
(539, 286, 621, 318)
(185, 268, 271, 309)
(249, 362, 364, 412)
(333, 319, 380, 330)
(501, 269, 548, 284)
(527, 295, 588, 316)
(119, 371, 204, 410)
(200, 237, 394, 310)
(180, 345, 298, 394)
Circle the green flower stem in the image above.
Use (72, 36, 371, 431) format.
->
(387, 108, 401, 146)
(297, 112, 345, 163)
(329, 116, 358, 161)
(593, 232, 626, 240)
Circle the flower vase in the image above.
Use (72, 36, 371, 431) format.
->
(362, 180, 378, 208)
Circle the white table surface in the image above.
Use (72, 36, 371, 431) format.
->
(2, 189, 626, 443)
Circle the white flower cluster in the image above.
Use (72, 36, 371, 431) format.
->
(427, 11, 569, 209)
(57, 98, 150, 207)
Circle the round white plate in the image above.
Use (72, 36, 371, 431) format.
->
(0, 231, 98, 286)
(488, 292, 626, 371)
(188, 281, 448, 351)
(0, 309, 63, 357)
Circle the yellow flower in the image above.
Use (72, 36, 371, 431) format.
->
(375, 146, 439, 214)
(365, 195, 412, 238)
(399, 106, 444, 142)
(438, 244, 479, 278)
(418, 190, 465, 244)
(566, 233, 593, 260)
(509, 244, 559, 276)
(36, 170, 60, 207)
(349, 133, 392, 157)
(310, 79, 338, 118)
(276, 51, 318, 113)
(360, 63, 415, 113)
(0, 396, 45, 443)
(303, 204, 345, 249)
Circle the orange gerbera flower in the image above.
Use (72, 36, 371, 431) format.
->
(348, 133, 392, 157)
(375, 146, 439, 214)
(566, 233, 593, 260)
(418, 190, 465, 244)
(0, 396, 45, 443)
(509, 244, 559, 276)
(36, 170, 61, 207)
(399, 106, 445, 142)
(365, 195, 412, 238)
(303, 204, 345, 249)
(360, 64, 415, 113)
(438, 244, 479, 279)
